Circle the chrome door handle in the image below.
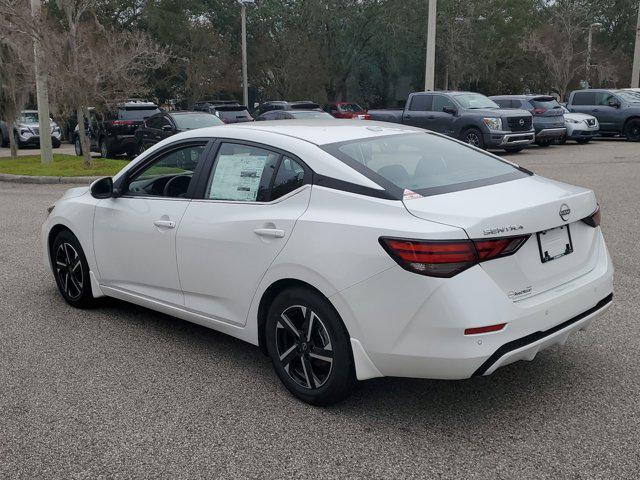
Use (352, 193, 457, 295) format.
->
(154, 220, 176, 229)
(254, 228, 285, 238)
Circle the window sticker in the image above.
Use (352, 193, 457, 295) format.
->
(209, 155, 268, 201)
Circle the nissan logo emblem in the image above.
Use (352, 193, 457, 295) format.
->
(519, 118, 525, 126)
(559, 204, 571, 221)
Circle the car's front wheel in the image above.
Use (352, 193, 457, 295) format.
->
(265, 287, 356, 405)
(461, 128, 485, 149)
(51, 230, 96, 308)
(74, 137, 82, 156)
(100, 139, 111, 158)
(623, 119, 640, 142)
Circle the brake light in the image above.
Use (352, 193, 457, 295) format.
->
(380, 235, 530, 278)
(112, 120, 135, 126)
(531, 108, 546, 115)
(465, 323, 506, 335)
(581, 206, 601, 227)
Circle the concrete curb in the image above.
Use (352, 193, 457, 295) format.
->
(0, 173, 100, 185)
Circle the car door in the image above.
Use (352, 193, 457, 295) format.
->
(93, 141, 211, 306)
(176, 141, 312, 326)
(158, 115, 176, 140)
(592, 92, 621, 131)
(569, 91, 598, 117)
(423, 94, 458, 136)
(402, 94, 433, 129)
(143, 115, 165, 148)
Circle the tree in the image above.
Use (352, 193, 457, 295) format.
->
(44, 0, 167, 167)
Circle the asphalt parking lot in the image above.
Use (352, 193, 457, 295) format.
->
(1, 138, 639, 479)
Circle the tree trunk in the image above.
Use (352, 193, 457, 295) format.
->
(76, 106, 92, 168)
(8, 123, 18, 160)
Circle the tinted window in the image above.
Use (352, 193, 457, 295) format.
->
(205, 143, 280, 202)
(531, 97, 561, 110)
(432, 95, 457, 112)
(127, 144, 206, 197)
(271, 157, 306, 199)
(409, 95, 432, 111)
(118, 107, 161, 120)
(173, 113, 223, 129)
(325, 133, 526, 196)
(147, 116, 165, 129)
(572, 92, 596, 105)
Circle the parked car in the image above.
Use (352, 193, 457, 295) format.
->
(193, 100, 253, 123)
(368, 91, 535, 153)
(490, 95, 566, 147)
(255, 110, 334, 121)
(566, 89, 640, 141)
(43, 121, 613, 405)
(324, 102, 370, 119)
(557, 106, 599, 144)
(253, 101, 322, 117)
(1, 110, 62, 148)
(73, 100, 161, 158)
(134, 111, 224, 153)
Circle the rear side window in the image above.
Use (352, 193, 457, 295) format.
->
(572, 92, 596, 106)
(409, 95, 432, 111)
(323, 133, 527, 197)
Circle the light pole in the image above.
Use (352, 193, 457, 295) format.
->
(586, 22, 602, 88)
(632, 3, 640, 88)
(424, 0, 437, 91)
(238, 0, 254, 107)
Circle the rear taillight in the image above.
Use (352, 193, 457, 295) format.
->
(380, 235, 530, 278)
(531, 108, 546, 115)
(581, 206, 601, 227)
(112, 120, 135, 126)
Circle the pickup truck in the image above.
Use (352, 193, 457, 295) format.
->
(368, 91, 535, 153)
(566, 89, 640, 141)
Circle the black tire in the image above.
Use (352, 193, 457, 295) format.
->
(265, 287, 356, 406)
(52, 138, 61, 148)
(74, 137, 83, 156)
(51, 230, 96, 308)
(576, 138, 591, 144)
(503, 146, 524, 153)
(136, 141, 146, 156)
(100, 138, 111, 158)
(536, 139, 552, 147)
(0, 129, 7, 148)
(461, 127, 485, 149)
(556, 136, 567, 145)
(623, 119, 640, 142)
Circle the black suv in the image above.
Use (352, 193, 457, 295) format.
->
(193, 100, 253, 123)
(253, 101, 322, 118)
(74, 100, 161, 158)
(566, 89, 640, 141)
(490, 95, 566, 147)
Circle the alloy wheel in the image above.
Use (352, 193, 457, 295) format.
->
(100, 141, 108, 158)
(55, 242, 84, 300)
(275, 305, 333, 389)
(465, 132, 480, 147)
(74, 138, 82, 156)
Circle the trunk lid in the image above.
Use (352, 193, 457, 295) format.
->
(404, 175, 600, 300)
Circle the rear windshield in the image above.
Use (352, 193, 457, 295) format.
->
(323, 133, 527, 197)
(531, 97, 561, 110)
(118, 107, 161, 120)
(290, 111, 333, 119)
(173, 113, 224, 129)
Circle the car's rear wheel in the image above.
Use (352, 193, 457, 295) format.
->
(623, 119, 640, 142)
(74, 137, 82, 156)
(52, 138, 61, 148)
(461, 128, 484, 149)
(51, 230, 96, 308)
(100, 139, 111, 158)
(265, 287, 356, 405)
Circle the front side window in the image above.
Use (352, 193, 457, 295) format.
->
(432, 95, 456, 112)
(126, 144, 206, 198)
(324, 133, 527, 196)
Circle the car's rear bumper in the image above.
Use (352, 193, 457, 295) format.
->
(333, 229, 613, 380)
(567, 126, 599, 139)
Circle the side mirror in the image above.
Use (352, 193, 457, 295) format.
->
(608, 100, 620, 108)
(442, 106, 458, 115)
(90, 177, 113, 199)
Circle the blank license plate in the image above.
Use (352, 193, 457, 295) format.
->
(537, 225, 573, 263)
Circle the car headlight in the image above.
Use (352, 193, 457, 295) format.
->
(482, 117, 502, 130)
(566, 118, 581, 124)
(19, 126, 31, 135)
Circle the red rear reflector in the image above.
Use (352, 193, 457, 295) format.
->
(112, 120, 135, 126)
(380, 235, 529, 278)
(531, 108, 546, 115)
(581, 206, 601, 227)
(465, 323, 506, 335)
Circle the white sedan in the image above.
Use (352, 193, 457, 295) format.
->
(42, 121, 613, 405)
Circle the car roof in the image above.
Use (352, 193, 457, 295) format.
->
(169, 111, 212, 115)
(176, 120, 423, 146)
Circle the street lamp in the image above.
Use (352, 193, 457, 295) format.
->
(586, 22, 602, 88)
(238, 0, 255, 107)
